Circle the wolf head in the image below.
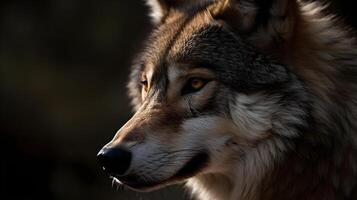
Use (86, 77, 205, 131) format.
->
(98, 0, 310, 192)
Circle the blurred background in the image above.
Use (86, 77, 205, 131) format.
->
(0, 0, 356, 200)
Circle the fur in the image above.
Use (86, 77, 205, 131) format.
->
(99, 0, 357, 199)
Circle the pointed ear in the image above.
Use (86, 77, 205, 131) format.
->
(145, 0, 177, 24)
(210, 0, 298, 46)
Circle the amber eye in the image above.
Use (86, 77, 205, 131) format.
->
(182, 78, 209, 95)
(140, 77, 148, 92)
(190, 78, 205, 90)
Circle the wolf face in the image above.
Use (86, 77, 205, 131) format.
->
(97, 0, 311, 193)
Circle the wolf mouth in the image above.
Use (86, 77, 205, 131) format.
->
(118, 152, 209, 191)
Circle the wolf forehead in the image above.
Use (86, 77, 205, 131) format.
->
(133, 13, 290, 93)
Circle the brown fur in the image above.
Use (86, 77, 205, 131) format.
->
(98, 1, 357, 199)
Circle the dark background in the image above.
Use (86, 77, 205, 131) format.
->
(0, 0, 356, 200)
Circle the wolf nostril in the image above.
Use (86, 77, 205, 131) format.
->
(97, 147, 132, 176)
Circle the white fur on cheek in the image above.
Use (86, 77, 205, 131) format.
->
(180, 116, 239, 172)
(230, 93, 277, 140)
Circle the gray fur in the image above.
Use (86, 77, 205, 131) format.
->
(100, 0, 357, 199)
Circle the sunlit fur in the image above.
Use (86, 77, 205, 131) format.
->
(100, 0, 357, 199)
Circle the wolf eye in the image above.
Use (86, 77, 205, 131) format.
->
(140, 78, 148, 92)
(182, 78, 208, 95)
(191, 78, 205, 89)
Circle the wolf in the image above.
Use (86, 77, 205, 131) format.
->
(97, 0, 357, 199)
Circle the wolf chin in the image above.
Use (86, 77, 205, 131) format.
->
(97, 0, 357, 199)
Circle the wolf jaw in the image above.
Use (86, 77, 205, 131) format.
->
(98, 0, 357, 199)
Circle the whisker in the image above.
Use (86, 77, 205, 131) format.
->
(111, 177, 116, 188)
(116, 182, 120, 191)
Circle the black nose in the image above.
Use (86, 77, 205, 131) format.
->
(97, 147, 132, 176)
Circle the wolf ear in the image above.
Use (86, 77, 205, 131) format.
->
(145, 0, 178, 24)
(210, 0, 298, 47)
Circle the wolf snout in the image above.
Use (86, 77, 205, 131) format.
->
(97, 146, 132, 176)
